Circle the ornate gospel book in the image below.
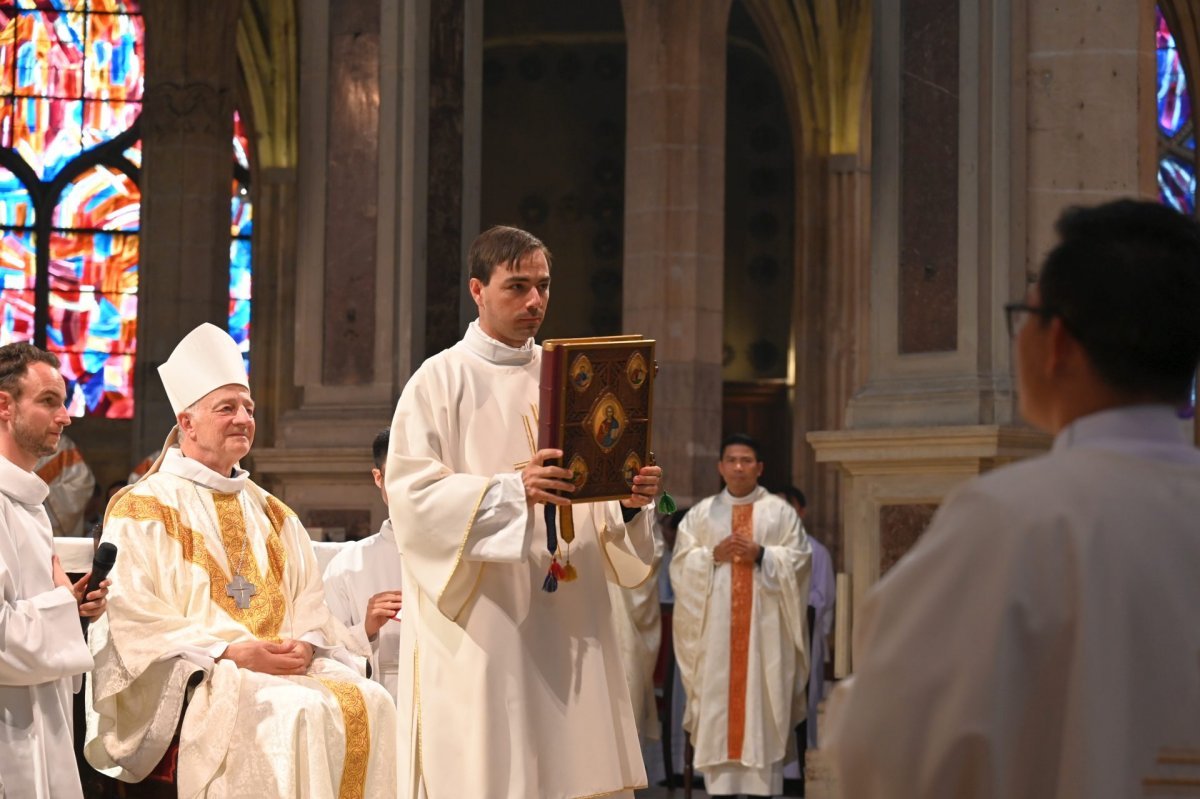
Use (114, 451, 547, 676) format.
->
(537, 335, 656, 503)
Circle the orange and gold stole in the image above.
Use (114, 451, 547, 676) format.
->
(727, 502, 755, 760)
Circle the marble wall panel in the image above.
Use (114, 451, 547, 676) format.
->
(899, 0, 959, 353)
(879, 502, 938, 576)
(322, 0, 381, 384)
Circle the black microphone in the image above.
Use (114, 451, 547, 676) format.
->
(80, 542, 117, 637)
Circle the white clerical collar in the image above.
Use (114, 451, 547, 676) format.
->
(1052, 404, 1200, 464)
(463, 319, 535, 366)
(379, 518, 395, 544)
(161, 447, 250, 493)
(723, 485, 766, 506)
(0, 453, 49, 505)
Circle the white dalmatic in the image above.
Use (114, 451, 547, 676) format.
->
(670, 486, 811, 797)
(607, 523, 664, 741)
(387, 320, 656, 799)
(85, 447, 397, 798)
(323, 520, 404, 703)
(0, 454, 93, 799)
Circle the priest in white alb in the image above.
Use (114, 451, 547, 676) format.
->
(323, 429, 404, 703)
(670, 434, 811, 799)
(0, 343, 109, 799)
(85, 323, 397, 798)
(386, 225, 662, 798)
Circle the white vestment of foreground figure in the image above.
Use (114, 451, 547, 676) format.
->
(387, 321, 655, 799)
(825, 406, 1200, 798)
(670, 486, 811, 796)
(85, 447, 397, 798)
(0, 454, 93, 799)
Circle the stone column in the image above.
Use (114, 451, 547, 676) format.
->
(1024, 0, 1158, 263)
(621, 0, 732, 505)
(252, 0, 482, 537)
(251, 0, 393, 535)
(134, 0, 242, 458)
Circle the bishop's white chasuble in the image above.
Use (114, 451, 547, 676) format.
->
(387, 320, 655, 799)
(670, 486, 811, 796)
(85, 448, 397, 798)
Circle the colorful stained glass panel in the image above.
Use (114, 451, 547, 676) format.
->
(82, 95, 137, 144)
(0, 165, 33, 226)
(0, 14, 15, 96)
(1157, 9, 1190, 138)
(12, 11, 85, 98)
(233, 111, 249, 171)
(230, 115, 251, 368)
(231, 178, 251, 236)
(11, 2, 88, 10)
(48, 230, 136, 295)
(58, 350, 133, 418)
(6, 95, 84, 178)
(0, 226, 32, 287)
(46, 227, 136, 418)
(53, 164, 138, 230)
(84, 10, 140, 100)
(0, 227, 34, 343)
(1159, 153, 1196, 216)
(1, 0, 141, 416)
(87, 1, 141, 13)
(120, 138, 138, 166)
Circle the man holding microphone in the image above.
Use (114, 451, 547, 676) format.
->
(0, 342, 109, 799)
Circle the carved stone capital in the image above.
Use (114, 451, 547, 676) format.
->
(141, 82, 234, 138)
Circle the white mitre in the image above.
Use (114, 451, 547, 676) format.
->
(157, 322, 249, 415)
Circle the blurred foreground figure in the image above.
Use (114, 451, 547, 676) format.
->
(825, 199, 1200, 798)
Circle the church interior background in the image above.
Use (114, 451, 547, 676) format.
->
(2, 0, 1197, 720)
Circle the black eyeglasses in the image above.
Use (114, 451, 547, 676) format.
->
(1003, 302, 1058, 337)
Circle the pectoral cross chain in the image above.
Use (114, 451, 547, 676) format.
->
(226, 574, 257, 609)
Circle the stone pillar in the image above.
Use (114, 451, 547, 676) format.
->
(622, 0, 732, 505)
(251, 0, 402, 534)
(134, 0, 242, 458)
(421, 0, 483, 357)
(251, 0, 483, 537)
(1024, 0, 1158, 263)
(246, 166, 300, 452)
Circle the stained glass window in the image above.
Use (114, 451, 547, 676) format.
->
(0, 0, 143, 418)
(1156, 5, 1196, 215)
(230, 111, 251, 370)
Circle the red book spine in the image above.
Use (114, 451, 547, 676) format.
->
(537, 345, 563, 453)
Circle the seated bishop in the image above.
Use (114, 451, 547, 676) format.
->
(84, 323, 397, 798)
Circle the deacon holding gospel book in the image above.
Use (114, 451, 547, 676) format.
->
(386, 225, 662, 798)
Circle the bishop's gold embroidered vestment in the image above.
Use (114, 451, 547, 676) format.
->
(85, 448, 397, 798)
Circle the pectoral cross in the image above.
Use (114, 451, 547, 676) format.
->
(226, 574, 257, 609)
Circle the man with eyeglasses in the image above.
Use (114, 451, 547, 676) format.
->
(825, 199, 1200, 798)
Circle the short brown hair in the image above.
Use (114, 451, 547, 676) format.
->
(0, 342, 60, 400)
(468, 225, 552, 284)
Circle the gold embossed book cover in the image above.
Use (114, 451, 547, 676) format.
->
(537, 335, 656, 502)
